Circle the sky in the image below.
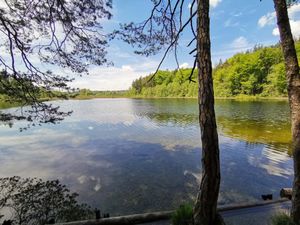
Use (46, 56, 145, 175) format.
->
(3, 0, 300, 91)
(71, 0, 300, 91)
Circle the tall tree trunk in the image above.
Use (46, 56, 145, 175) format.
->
(273, 0, 300, 224)
(193, 0, 223, 225)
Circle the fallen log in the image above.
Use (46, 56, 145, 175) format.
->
(280, 188, 292, 199)
(51, 198, 290, 225)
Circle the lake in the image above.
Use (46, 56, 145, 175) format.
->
(0, 98, 293, 216)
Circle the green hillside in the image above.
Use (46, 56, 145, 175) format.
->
(129, 41, 300, 98)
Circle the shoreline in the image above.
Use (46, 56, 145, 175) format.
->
(0, 96, 289, 110)
(71, 95, 289, 101)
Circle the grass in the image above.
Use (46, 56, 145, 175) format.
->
(171, 204, 194, 225)
(271, 213, 295, 225)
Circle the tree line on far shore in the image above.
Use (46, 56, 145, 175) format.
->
(2, 40, 298, 104)
(128, 41, 300, 98)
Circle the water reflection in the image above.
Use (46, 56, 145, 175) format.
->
(131, 98, 292, 153)
(0, 98, 294, 215)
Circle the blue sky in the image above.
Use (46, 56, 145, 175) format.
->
(70, 0, 300, 91)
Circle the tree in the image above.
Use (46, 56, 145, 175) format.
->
(272, 0, 300, 223)
(0, 0, 112, 128)
(113, 0, 223, 224)
(193, 1, 223, 224)
(0, 176, 93, 225)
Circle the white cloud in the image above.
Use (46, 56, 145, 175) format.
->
(121, 65, 134, 71)
(224, 18, 239, 27)
(258, 3, 300, 38)
(188, 0, 221, 9)
(210, 0, 222, 8)
(211, 37, 255, 65)
(258, 3, 300, 27)
(77, 175, 88, 184)
(108, 46, 133, 59)
(232, 12, 243, 17)
(273, 19, 300, 37)
(188, 0, 222, 9)
(70, 60, 159, 91)
(230, 36, 251, 50)
(258, 12, 276, 27)
(271, 27, 279, 37)
(288, 3, 300, 18)
(179, 62, 189, 68)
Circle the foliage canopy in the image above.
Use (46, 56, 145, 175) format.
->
(0, 176, 93, 225)
(129, 41, 300, 98)
(0, 0, 112, 126)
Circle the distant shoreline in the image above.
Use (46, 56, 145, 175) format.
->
(71, 95, 289, 101)
(0, 96, 289, 111)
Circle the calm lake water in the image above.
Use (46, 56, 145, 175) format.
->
(0, 98, 294, 215)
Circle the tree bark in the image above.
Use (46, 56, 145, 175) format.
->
(273, 0, 300, 224)
(193, 0, 223, 225)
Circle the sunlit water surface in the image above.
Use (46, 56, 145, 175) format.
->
(0, 98, 293, 215)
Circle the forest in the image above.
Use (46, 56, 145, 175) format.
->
(2, 41, 298, 103)
(128, 41, 300, 98)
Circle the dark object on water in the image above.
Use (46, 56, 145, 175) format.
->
(95, 208, 101, 220)
(2, 220, 13, 225)
(280, 188, 292, 200)
(261, 194, 273, 200)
